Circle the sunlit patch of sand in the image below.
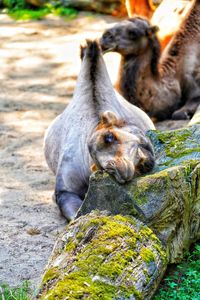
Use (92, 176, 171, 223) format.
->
(0, 13, 122, 287)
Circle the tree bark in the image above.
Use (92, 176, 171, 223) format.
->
(35, 211, 167, 300)
(35, 111, 200, 299)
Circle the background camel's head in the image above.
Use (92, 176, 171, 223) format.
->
(100, 17, 159, 56)
(88, 111, 155, 184)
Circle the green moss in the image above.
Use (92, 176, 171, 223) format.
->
(153, 243, 168, 264)
(65, 239, 76, 252)
(82, 217, 104, 232)
(98, 254, 127, 279)
(114, 214, 134, 224)
(75, 216, 140, 281)
(156, 128, 191, 145)
(76, 232, 84, 241)
(119, 202, 139, 216)
(128, 287, 143, 300)
(119, 284, 143, 300)
(140, 247, 155, 263)
(43, 270, 143, 300)
(148, 127, 200, 169)
(43, 271, 116, 300)
(124, 249, 137, 261)
(143, 269, 150, 284)
(139, 226, 154, 238)
(139, 226, 168, 264)
(128, 172, 170, 208)
(40, 214, 167, 299)
(128, 180, 149, 206)
(139, 226, 160, 243)
(42, 267, 59, 285)
(97, 250, 136, 280)
(100, 219, 138, 240)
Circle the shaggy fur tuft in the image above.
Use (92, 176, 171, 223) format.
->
(80, 40, 102, 109)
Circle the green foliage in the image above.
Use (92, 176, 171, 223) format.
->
(46, 4, 77, 18)
(154, 244, 200, 300)
(8, 8, 49, 20)
(3, 0, 26, 10)
(3, 0, 78, 21)
(0, 281, 31, 300)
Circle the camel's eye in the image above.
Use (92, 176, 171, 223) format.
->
(127, 29, 139, 40)
(103, 31, 113, 41)
(104, 132, 115, 144)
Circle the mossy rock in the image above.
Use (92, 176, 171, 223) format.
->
(148, 125, 200, 171)
(36, 212, 167, 300)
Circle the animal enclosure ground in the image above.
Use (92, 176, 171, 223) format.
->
(0, 11, 188, 290)
(0, 12, 121, 288)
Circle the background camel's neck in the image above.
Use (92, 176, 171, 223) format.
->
(160, 0, 200, 78)
(118, 49, 159, 105)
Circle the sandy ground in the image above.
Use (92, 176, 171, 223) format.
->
(0, 11, 188, 290)
(0, 12, 122, 289)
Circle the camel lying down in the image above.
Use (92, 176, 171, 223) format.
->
(44, 41, 155, 221)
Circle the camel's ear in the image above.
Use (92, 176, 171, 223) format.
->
(80, 40, 88, 60)
(101, 111, 119, 126)
(80, 39, 97, 60)
(80, 44, 85, 60)
(146, 25, 159, 37)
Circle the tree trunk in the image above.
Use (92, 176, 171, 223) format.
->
(35, 110, 200, 299)
(35, 211, 167, 300)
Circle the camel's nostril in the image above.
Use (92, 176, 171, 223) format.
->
(107, 160, 116, 167)
(88, 143, 93, 153)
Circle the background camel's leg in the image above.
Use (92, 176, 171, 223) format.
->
(125, 0, 156, 19)
(172, 97, 200, 120)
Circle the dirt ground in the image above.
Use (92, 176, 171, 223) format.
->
(0, 11, 188, 290)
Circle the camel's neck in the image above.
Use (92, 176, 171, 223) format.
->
(160, 0, 200, 78)
(118, 48, 159, 106)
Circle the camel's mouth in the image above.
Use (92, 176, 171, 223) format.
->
(99, 39, 115, 54)
(105, 159, 135, 184)
(102, 46, 115, 54)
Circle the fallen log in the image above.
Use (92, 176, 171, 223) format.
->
(35, 112, 200, 299)
(35, 211, 167, 299)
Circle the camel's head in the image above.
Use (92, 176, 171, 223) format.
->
(88, 111, 155, 183)
(100, 17, 159, 56)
